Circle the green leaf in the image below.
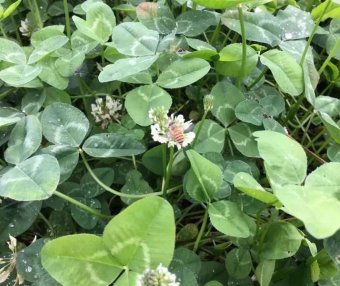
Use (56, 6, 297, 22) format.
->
(221, 10, 281, 47)
(2, 0, 21, 19)
(142, 145, 166, 176)
(215, 44, 258, 77)
(136, 2, 176, 34)
(98, 55, 159, 83)
(225, 248, 252, 279)
(228, 123, 260, 157)
(176, 10, 216, 37)
(233, 172, 279, 205)
(4, 115, 42, 165)
(0, 201, 41, 243)
(259, 222, 303, 260)
(209, 200, 255, 238)
(125, 84, 172, 126)
(260, 49, 303, 96)
(0, 38, 26, 64)
(28, 35, 69, 64)
(83, 133, 146, 158)
(72, 2, 116, 44)
(255, 260, 275, 286)
(277, 5, 314, 40)
(38, 58, 69, 90)
(55, 50, 85, 77)
(80, 168, 114, 198)
(71, 198, 101, 229)
(31, 25, 65, 46)
(103, 196, 175, 271)
(324, 230, 340, 269)
(320, 112, 340, 144)
(211, 81, 245, 127)
(120, 170, 153, 205)
(0, 65, 42, 86)
(40, 145, 79, 183)
(41, 234, 121, 286)
(170, 248, 201, 286)
(186, 150, 223, 203)
(0, 154, 60, 201)
(275, 163, 340, 239)
(193, 0, 253, 9)
(0, 107, 24, 127)
(193, 119, 225, 153)
(254, 130, 307, 186)
(157, 58, 210, 89)
(235, 99, 264, 126)
(21, 92, 46, 114)
(71, 30, 98, 54)
(41, 103, 89, 147)
(110, 22, 159, 56)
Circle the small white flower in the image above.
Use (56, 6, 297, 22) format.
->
(137, 264, 180, 286)
(148, 107, 195, 149)
(91, 96, 122, 129)
(19, 18, 31, 37)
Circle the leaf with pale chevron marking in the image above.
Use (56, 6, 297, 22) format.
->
(41, 103, 89, 147)
(193, 119, 225, 154)
(4, 115, 42, 165)
(185, 150, 223, 203)
(83, 133, 146, 157)
(73, 2, 116, 44)
(0, 154, 60, 201)
(0, 38, 26, 64)
(125, 84, 172, 126)
(103, 196, 175, 272)
(41, 234, 122, 286)
(156, 58, 210, 89)
(111, 22, 159, 56)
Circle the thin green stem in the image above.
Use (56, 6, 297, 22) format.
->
(38, 212, 55, 236)
(63, 0, 71, 38)
(300, 0, 331, 67)
(0, 22, 8, 38)
(237, 5, 247, 88)
(192, 111, 208, 148)
(286, 0, 332, 124)
(247, 67, 268, 90)
(132, 155, 137, 170)
(318, 39, 340, 75)
(10, 15, 22, 44)
(209, 20, 221, 45)
(80, 149, 162, 198)
(28, 0, 43, 29)
(162, 146, 175, 196)
(193, 206, 209, 252)
(54, 191, 112, 220)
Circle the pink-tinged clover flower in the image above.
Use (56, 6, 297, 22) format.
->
(149, 107, 195, 149)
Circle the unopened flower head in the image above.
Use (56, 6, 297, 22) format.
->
(203, 94, 214, 113)
(91, 96, 122, 129)
(149, 107, 195, 149)
(137, 264, 180, 286)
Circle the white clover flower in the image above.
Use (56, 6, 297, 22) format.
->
(148, 107, 195, 149)
(19, 18, 31, 37)
(137, 264, 180, 286)
(0, 235, 24, 285)
(91, 96, 122, 129)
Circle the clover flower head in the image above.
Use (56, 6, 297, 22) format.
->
(19, 18, 31, 37)
(91, 96, 122, 129)
(0, 235, 24, 285)
(203, 94, 214, 112)
(136, 264, 180, 286)
(148, 107, 195, 149)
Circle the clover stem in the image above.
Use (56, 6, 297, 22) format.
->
(63, 0, 71, 38)
(162, 146, 175, 196)
(193, 205, 209, 252)
(79, 149, 163, 198)
(54, 191, 112, 220)
(191, 111, 208, 148)
(237, 4, 247, 88)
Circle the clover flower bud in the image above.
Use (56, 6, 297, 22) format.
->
(203, 94, 214, 113)
(137, 264, 180, 286)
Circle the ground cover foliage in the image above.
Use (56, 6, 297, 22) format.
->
(0, 0, 340, 285)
